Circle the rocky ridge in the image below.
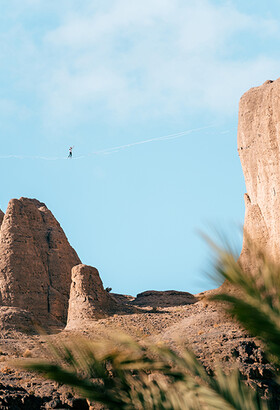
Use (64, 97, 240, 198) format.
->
(132, 290, 197, 307)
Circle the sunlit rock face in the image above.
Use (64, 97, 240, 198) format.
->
(66, 264, 120, 329)
(238, 78, 280, 270)
(0, 197, 81, 327)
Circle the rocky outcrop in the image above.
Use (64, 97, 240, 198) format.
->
(0, 197, 81, 327)
(0, 210, 4, 226)
(0, 381, 90, 409)
(67, 264, 121, 328)
(0, 307, 36, 334)
(238, 78, 280, 270)
(132, 290, 197, 307)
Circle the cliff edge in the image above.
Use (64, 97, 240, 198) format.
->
(238, 78, 280, 271)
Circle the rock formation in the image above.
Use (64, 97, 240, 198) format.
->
(0, 197, 81, 327)
(0, 307, 36, 333)
(66, 264, 121, 328)
(0, 210, 4, 226)
(238, 78, 280, 270)
(132, 290, 197, 307)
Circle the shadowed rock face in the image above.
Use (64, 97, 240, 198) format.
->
(0, 210, 4, 226)
(132, 290, 197, 307)
(238, 78, 280, 270)
(0, 198, 81, 326)
(67, 264, 120, 328)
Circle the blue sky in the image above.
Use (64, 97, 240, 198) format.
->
(0, 0, 279, 295)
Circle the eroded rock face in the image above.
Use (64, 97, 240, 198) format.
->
(0, 198, 81, 327)
(0, 210, 4, 226)
(238, 78, 280, 270)
(0, 307, 36, 334)
(67, 264, 120, 328)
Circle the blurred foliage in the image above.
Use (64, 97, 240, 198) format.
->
(24, 335, 268, 409)
(23, 239, 280, 409)
(209, 237, 280, 367)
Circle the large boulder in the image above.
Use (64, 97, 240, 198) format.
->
(238, 78, 280, 270)
(0, 197, 81, 327)
(66, 264, 120, 328)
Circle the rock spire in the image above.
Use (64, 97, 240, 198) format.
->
(67, 264, 121, 328)
(238, 78, 280, 269)
(0, 197, 81, 327)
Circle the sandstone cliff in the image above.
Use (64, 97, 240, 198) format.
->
(238, 78, 280, 270)
(0, 198, 81, 327)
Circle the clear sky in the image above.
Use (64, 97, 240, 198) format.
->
(0, 0, 279, 296)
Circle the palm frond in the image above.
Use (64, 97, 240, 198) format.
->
(209, 237, 280, 367)
(22, 335, 268, 409)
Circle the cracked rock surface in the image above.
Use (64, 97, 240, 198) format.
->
(238, 78, 280, 270)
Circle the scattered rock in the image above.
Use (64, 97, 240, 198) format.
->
(0, 307, 36, 334)
(0, 382, 44, 409)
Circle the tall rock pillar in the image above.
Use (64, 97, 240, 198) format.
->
(238, 79, 280, 270)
